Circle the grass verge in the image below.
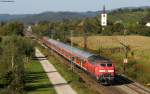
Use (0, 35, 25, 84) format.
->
(37, 45, 100, 94)
(25, 60, 57, 94)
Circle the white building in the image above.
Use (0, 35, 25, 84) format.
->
(101, 5, 107, 26)
(146, 22, 150, 27)
(27, 26, 32, 32)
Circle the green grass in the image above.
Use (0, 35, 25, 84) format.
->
(108, 10, 149, 26)
(25, 60, 56, 94)
(38, 46, 100, 94)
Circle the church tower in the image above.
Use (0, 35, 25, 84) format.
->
(101, 5, 107, 26)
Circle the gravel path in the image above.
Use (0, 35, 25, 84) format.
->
(35, 48, 77, 94)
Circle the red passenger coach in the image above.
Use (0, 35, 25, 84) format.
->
(41, 37, 115, 84)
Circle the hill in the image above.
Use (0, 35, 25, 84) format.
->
(0, 11, 99, 23)
(0, 6, 149, 23)
(0, 14, 30, 22)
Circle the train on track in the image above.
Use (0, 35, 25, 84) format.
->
(41, 37, 116, 84)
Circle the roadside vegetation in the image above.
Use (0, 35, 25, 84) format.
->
(0, 7, 149, 94)
(31, 8, 150, 87)
(31, 7, 150, 41)
(0, 22, 35, 94)
(37, 44, 100, 94)
(25, 60, 56, 94)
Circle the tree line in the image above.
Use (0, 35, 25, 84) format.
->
(31, 8, 150, 42)
(0, 22, 35, 94)
(27, 8, 150, 87)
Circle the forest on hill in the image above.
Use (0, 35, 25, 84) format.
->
(30, 7, 150, 41)
(0, 6, 149, 23)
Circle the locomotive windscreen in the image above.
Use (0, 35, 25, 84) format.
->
(88, 55, 110, 64)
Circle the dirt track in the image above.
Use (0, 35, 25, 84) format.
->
(45, 46, 150, 94)
(35, 48, 77, 94)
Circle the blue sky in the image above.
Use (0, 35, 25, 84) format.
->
(0, 0, 150, 14)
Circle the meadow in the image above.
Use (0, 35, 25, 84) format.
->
(71, 35, 150, 50)
(25, 60, 56, 94)
(71, 35, 150, 86)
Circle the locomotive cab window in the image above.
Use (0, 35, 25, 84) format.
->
(88, 55, 109, 61)
(107, 64, 112, 67)
(100, 64, 106, 67)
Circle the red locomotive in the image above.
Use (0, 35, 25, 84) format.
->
(41, 37, 115, 84)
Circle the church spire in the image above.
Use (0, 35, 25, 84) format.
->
(103, 5, 106, 13)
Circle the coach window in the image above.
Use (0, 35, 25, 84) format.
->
(76, 57, 79, 61)
(82, 60, 86, 63)
(78, 58, 81, 62)
(72, 57, 75, 61)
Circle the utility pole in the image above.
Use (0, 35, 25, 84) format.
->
(51, 30, 54, 39)
(11, 56, 14, 69)
(83, 30, 87, 50)
(123, 29, 128, 73)
(124, 29, 128, 58)
(78, 21, 87, 50)
(70, 30, 74, 71)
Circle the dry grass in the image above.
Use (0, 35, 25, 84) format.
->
(71, 35, 150, 51)
(71, 35, 150, 72)
(72, 35, 150, 85)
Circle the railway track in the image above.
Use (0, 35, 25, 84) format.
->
(39, 41, 150, 94)
(115, 75, 150, 94)
(39, 44, 126, 94)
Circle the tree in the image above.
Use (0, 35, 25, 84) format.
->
(0, 35, 35, 94)
(140, 12, 150, 25)
(0, 21, 24, 36)
(111, 22, 125, 35)
(32, 22, 49, 37)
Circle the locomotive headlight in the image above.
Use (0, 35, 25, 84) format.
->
(99, 70, 106, 72)
(108, 70, 114, 72)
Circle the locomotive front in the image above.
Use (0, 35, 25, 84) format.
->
(88, 55, 115, 84)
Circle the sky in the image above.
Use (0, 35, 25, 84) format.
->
(0, 0, 150, 14)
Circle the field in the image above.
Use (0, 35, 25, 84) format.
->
(25, 60, 56, 94)
(71, 35, 150, 85)
(71, 35, 150, 50)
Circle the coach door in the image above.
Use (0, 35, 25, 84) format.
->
(76, 57, 81, 65)
(81, 59, 87, 70)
